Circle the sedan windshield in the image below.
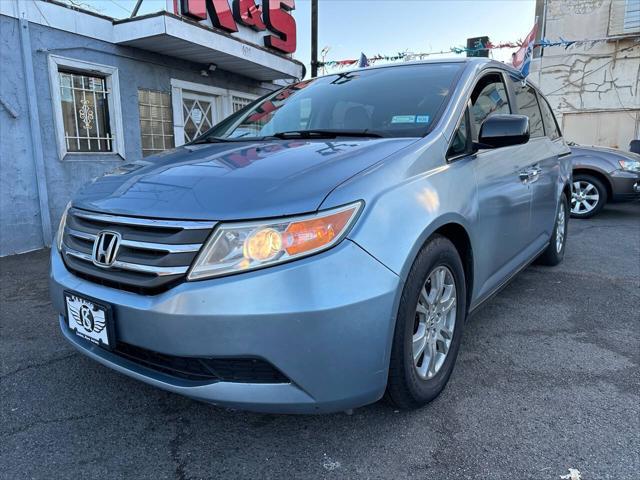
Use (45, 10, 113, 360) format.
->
(201, 63, 464, 141)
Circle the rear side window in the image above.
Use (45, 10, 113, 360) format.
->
(469, 73, 511, 141)
(512, 83, 544, 138)
(538, 95, 562, 140)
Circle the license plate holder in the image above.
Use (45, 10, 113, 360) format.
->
(64, 291, 115, 350)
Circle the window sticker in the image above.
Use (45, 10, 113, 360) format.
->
(416, 115, 430, 124)
(391, 115, 417, 124)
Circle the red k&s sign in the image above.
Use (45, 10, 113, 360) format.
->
(179, 0, 296, 54)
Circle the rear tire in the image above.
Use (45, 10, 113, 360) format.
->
(537, 194, 569, 266)
(571, 174, 607, 219)
(386, 235, 467, 410)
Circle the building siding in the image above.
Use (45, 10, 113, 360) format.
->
(531, 0, 640, 148)
(0, 14, 273, 256)
(1, 15, 45, 254)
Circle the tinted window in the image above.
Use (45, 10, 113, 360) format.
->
(205, 63, 464, 140)
(469, 73, 510, 141)
(538, 95, 561, 140)
(512, 83, 544, 138)
(447, 108, 471, 158)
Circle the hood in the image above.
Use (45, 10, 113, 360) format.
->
(73, 138, 416, 221)
(571, 145, 640, 161)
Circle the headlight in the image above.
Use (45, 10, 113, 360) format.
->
(619, 159, 640, 173)
(187, 201, 363, 280)
(56, 202, 72, 252)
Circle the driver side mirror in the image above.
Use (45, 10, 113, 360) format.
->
(478, 114, 530, 149)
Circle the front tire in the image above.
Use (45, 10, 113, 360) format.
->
(571, 174, 607, 218)
(386, 235, 467, 410)
(537, 193, 569, 266)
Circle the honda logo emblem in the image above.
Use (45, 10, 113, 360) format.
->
(92, 231, 121, 268)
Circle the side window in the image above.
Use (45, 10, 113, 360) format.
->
(469, 73, 511, 141)
(538, 95, 562, 140)
(512, 82, 545, 138)
(447, 107, 471, 159)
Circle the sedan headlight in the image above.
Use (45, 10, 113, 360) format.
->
(55, 202, 72, 252)
(188, 201, 363, 280)
(619, 159, 640, 173)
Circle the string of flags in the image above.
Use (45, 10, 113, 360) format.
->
(316, 36, 625, 69)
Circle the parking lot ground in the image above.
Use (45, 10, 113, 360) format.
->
(1, 201, 639, 480)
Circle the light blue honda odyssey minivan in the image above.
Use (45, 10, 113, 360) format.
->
(50, 59, 572, 413)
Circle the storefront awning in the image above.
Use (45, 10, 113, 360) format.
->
(113, 12, 304, 81)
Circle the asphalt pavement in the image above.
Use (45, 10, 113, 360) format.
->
(1, 201, 638, 480)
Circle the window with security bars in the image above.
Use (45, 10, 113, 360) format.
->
(59, 71, 113, 152)
(232, 96, 252, 112)
(138, 90, 175, 157)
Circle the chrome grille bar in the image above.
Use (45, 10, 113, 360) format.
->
(67, 228, 202, 253)
(62, 208, 214, 291)
(63, 245, 189, 276)
(71, 209, 216, 230)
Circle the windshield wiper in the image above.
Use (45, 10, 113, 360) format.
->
(270, 129, 385, 139)
(192, 136, 236, 144)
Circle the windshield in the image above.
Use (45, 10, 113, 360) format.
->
(203, 63, 464, 141)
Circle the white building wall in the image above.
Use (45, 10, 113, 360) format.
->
(531, 0, 640, 149)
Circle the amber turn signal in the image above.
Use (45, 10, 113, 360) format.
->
(283, 209, 355, 256)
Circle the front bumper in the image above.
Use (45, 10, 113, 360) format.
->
(50, 240, 401, 414)
(610, 170, 640, 201)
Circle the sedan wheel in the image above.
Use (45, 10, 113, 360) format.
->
(570, 174, 607, 219)
(571, 181, 599, 215)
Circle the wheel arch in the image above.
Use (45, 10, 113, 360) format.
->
(432, 223, 474, 312)
(399, 216, 475, 312)
(572, 167, 612, 201)
(563, 181, 572, 204)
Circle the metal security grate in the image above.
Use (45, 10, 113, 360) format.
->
(60, 208, 215, 293)
(232, 96, 252, 112)
(183, 96, 214, 142)
(59, 71, 113, 153)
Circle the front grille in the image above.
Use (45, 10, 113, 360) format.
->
(115, 342, 290, 384)
(61, 208, 215, 293)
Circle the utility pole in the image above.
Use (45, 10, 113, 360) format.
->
(311, 0, 318, 77)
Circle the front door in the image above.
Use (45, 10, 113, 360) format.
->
(468, 72, 533, 300)
(182, 91, 217, 143)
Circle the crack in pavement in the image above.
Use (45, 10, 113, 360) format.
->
(0, 352, 78, 379)
(169, 416, 191, 480)
(4, 411, 106, 438)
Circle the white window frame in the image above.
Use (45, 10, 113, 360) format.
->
(623, 0, 640, 33)
(48, 55, 125, 160)
(170, 79, 258, 147)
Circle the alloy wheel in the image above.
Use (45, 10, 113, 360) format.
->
(571, 181, 599, 215)
(412, 266, 456, 379)
(556, 201, 566, 253)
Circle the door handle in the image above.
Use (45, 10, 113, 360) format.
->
(528, 166, 542, 183)
(518, 166, 542, 184)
